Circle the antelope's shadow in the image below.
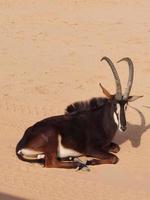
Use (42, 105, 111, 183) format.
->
(0, 193, 27, 200)
(114, 106, 150, 147)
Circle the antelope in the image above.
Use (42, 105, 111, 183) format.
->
(16, 57, 143, 170)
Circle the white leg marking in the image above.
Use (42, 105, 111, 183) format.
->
(57, 135, 81, 158)
(37, 154, 45, 159)
(18, 148, 44, 160)
(18, 148, 43, 156)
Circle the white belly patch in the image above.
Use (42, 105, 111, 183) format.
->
(57, 135, 81, 158)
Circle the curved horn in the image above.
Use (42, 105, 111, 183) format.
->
(101, 56, 122, 100)
(117, 57, 134, 100)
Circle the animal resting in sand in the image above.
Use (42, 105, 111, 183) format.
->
(16, 57, 142, 170)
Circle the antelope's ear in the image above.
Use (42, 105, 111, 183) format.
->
(128, 95, 143, 102)
(99, 83, 112, 99)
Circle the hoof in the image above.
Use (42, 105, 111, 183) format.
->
(112, 156, 119, 164)
(109, 143, 120, 153)
(74, 158, 90, 171)
(111, 147, 120, 153)
(76, 163, 90, 172)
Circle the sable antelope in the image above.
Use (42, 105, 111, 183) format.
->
(16, 57, 142, 169)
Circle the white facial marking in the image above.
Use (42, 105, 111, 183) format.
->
(116, 103, 121, 115)
(113, 112, 118, 125)
(113, 103, 123, 131)
(114, 103, 127, 132)
(113, 103, 120, 126)
(57, 135, 81, 158)
(117, 103, 121, 131)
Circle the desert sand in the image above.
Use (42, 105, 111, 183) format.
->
(0, 1, 150, 200)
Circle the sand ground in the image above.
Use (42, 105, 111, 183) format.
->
(0, 1, 150, 200)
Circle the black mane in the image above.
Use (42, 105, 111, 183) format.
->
(65, 97, 107, 115)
